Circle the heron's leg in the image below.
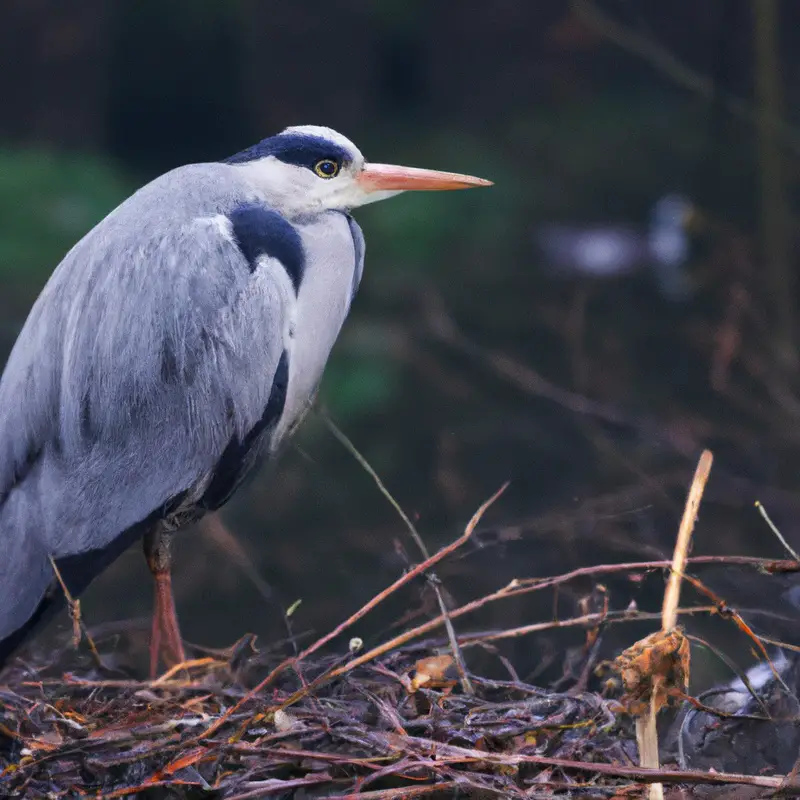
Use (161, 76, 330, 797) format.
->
(143, 527, 186, 677)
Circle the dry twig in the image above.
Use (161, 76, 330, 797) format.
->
(614, 450, 712, 800)
(321, 411, 478, 693)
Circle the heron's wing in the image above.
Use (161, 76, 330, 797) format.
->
(0, 165, 294, 564)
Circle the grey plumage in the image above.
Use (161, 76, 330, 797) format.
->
(0, 124, 490, 667)
(0, 160, 361, 658)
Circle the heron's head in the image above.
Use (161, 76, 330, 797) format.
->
(224, 125, 491, 216)
(650, 194, 694, 231)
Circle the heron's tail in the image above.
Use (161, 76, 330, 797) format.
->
(0, 507, 155, 670)
(0, 517, 54, 670)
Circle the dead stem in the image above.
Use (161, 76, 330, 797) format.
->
(662, 450, 714, 631)
(193, 483, 507, 741)
(47, 555, 102, 668)
(321, 411, 478, 693)
(679, 570, 791, 693)
(389, 735, 800, 791)
(756, 499, 800, 561)
(620, 450, 713, 800)
(569, 0, 800, 156)
(5, 537, 800, 797)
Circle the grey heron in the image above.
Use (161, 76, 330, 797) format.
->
(0, 125, 491, 675)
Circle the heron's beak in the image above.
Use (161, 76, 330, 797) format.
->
(357, 163, 493, 193)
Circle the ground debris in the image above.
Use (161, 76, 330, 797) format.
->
(3, 549, 800, 797)
(0, 632, 631, 799)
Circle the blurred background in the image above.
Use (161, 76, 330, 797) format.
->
(3, 0, 800, 690)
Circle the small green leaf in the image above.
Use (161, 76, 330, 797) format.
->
(285, 599, 302, 617)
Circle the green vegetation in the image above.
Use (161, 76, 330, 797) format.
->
(0, 149, 132, 289)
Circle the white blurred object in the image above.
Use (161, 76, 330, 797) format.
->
(534, 194, 694, 301)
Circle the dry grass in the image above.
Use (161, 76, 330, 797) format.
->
(2, 473, 800, 797)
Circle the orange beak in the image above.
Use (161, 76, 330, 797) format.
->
(357, 163, 493, 192)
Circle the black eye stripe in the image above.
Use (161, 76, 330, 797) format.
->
(224, 134, 352, 172)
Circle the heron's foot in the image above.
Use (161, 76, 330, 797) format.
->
(144, 529, 186, 678)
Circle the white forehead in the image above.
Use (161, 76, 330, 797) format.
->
(281, 125, 364, 162)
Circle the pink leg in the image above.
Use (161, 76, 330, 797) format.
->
(144, 528, 186, 677)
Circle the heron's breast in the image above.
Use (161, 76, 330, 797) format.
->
(271, 213, 359, 445)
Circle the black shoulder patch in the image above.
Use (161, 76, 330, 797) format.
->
(200, 350, 289, 511)
(228, 204, 305, 291)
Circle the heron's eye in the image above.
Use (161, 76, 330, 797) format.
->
(314, 159, 340, 179)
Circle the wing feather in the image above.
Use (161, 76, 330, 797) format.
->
(0, 164, 291, 564)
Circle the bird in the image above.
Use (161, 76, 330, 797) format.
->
(533, 194, 695, 301)
(0, 125, 492, 675)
